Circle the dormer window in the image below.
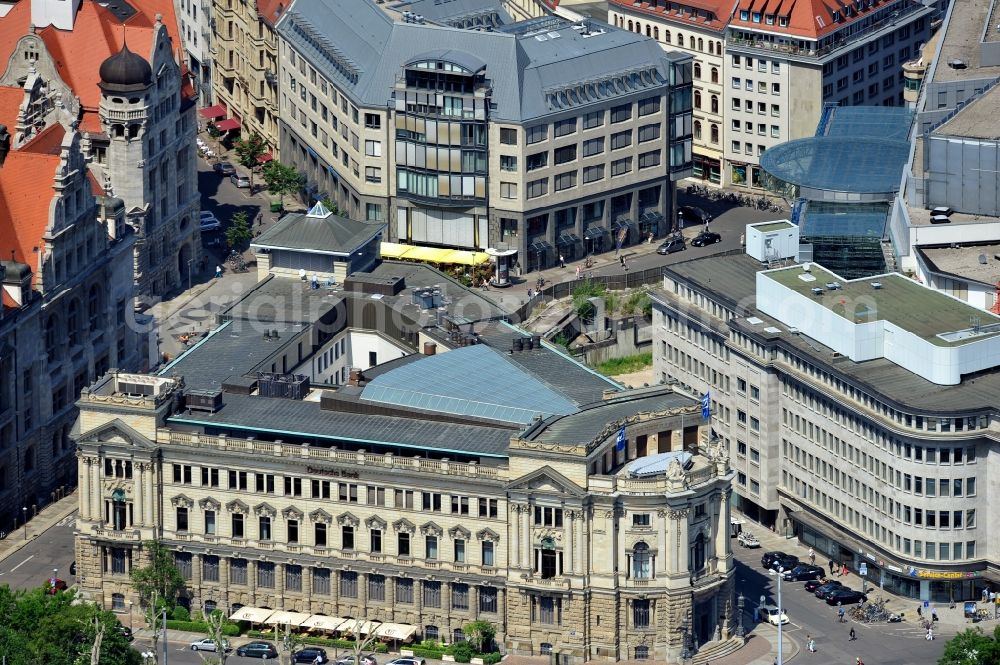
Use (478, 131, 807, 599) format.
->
(832, 10, 841, 20)
(752, 11, 762, 22)
(740, 9, 749, 20)
(765, 14, 775, 24)
(779, 15, 789, 26)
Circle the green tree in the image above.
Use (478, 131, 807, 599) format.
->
(130, 540, 184, 611)
(201, 609, 232, 665)
(263, 161, 304, 208)
(940, 627, 1000, 665)
(462, 620, 496, 653)
(226, 211, 253, 251)
(233, 132, 268, 191)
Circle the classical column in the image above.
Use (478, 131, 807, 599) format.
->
(577, 510, 586, 574)
(510, 506, 521, 570)
(90, 460, 102, 521)
(192, 554, 203, 610)
(714, 491, 729, 561)
(471, 585, 479, 619)
(670, 509, 691, 574)
(657, 510, 669, 577)
(564, 511, 575, 576)
(303, 566, 313, 612)
(143, 464, 154, 526)
(132, 463, 144, 527)
(522, 506, 531, 571)
(359, 572, 368, 607)
(80, 458, 91, 520)
(248, 561, 257, 605)
(220, 558, 230, 612)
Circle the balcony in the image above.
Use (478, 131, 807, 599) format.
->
(105, 109, 146, 122)
(93, 527, 142, 541)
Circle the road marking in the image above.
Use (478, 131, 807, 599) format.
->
(9, 555, 34, 572)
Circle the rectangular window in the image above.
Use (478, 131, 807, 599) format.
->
(526, 178, 548, 199)
(232, 513, 244, 538)
(364, 140, 382, 157)
(583, 164, 604, 183)
(371, 529, 382, 553)
(313, 568, 331, 594)
(482, 540, 495, 567)
(257, 562, 275, 588)
(500, 182, 517, 199)
(638, 151, 660, 169)
(583, 137, 604, 157)
(633, 513, 651, 527)
(611, 130, 633, 150)
(285, 564, 302, 592)
(633, 599, 651, 628)
(423, 581, 442, 608)
(287, 519, 299, 543)
(500, 155, 518, 172)
(554, 171, 577, 191)
(554, 118, 577, 137)
(425, 535, 438, 559)
(202, 555, 219, 582)
(452, 583, 469, 609)
(398, 532, 411, 556)
(478, 498, 499, 519)
(638, 124, 660, 143)
(340, 571, 358, 598)
(368, 574, 385, 602)
(176, 507, 188, 532)
(526, 125, 547, 144)
(396, 577, 414, 603)
(454, 539, 466, 563)
(611, 157, 632, 176)
(583, 111, 604, 129)
(259, 516, 272, 541)
(611, 103, 632, 123)
(342, 525, 355, 550)
(554, 144, 577, 165)
(315, 522, 327, 547)
(500, 128, 518, 145)
(230, 559, 247, 585)
(479, 586, 498, 613)
(638, 96, 661, 116)
(205, 510, 216, 535)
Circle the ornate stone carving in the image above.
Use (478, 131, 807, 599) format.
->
(252, 502, 276, 517)
(475, 527, 500, 542)
(365, 515, 387, 530)
(336, 511, 360, 527)
(667, 508, 690, 520)
(198, 497, 220, 511)
(226, 499, 249, 513)
(420, 521, 443, 536)
(447, 525, 470, 540)
(392, 517, 415, 533)
(309, 508, 332, 524)
(282, 505, 304, 521)
(170, 494, 194, 508)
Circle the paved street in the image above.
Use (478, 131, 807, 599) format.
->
(731, 529, 950, 665)
(0, 510, 76, 591)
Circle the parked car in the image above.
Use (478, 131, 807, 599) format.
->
(691, 231, 722, 247)
(116, 624, 134, 642)
(199, 211, 221, 231)
(214, 161, 236, 176)
(783, 565, 826, 581)
(761, 551, 788, 568)
(737, 532, 760, 548)
(761, 604, 789, 625)
(814, 581, 845, 598)
(804, 578, 834, 592)
(677, 205, 710, 226)
(190, 638, 231, 652)
(231, 173, 251, 188)
(657, 236, 686, 255)
(767, 555, 800, 572)
(69, 561, 76, 575)
(236, 641, 278, 659)
(336, 655, 377, 665)
(47, 578, 68, 594)
(819, 585, 854, 601)
(386, 659, 425, 665)
(826, 589, 867, 605)
(294, 647, 329, 663)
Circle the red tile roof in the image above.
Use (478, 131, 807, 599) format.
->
(1, 290, 16, 309)
(728, 0, 893, 39)
(0, 150, 59, 280)
(256, 0, 286, 26)
(610, 0, 734, 31)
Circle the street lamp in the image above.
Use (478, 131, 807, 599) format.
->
(129, 601, 134, 631)
(52, 568, 58, 590)
(21, 507, 26, 540)
(735, 591, 746, 639)
(141, 650, 156, 665)
(775, 566, 785, 665)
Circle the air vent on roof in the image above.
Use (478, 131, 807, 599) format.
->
(949, 59, 967, 69)
(930, 215, 951, 224)
(535, 34, 548, 41)
(870, 282, 883, 289)
(746, 316, 764, 325)
(931, 206, 953, 216)
(825, 282, 841, 290)
(980, 254, 988, 265)
(764, 326, 782, 333)
(547, 31, 561, 38)
(811, 287, 824, 296)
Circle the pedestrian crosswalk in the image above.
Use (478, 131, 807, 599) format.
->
(56, 514, 76, 527)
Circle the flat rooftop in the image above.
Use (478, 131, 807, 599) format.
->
(752, 221, 794, 232)
(933, 84, 1000, 139)
(763, 264, 1000, 346)
(918, 243, 1000, 287)
(932, 0, 1000, 82)
(905, 206, 1000, 227)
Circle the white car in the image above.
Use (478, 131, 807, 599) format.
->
(189, 638, 231, 652)
(387, 659, 426, 665)
(761, 604, 789, 626)
(199, 211, 221, 231)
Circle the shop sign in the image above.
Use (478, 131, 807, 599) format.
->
(887, 565, 902, 573)
(907, 566, 980, 579)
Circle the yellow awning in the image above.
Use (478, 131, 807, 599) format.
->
(301, 615, 350, 631)
(264, 610, 312, 626)
(380, 242, 490, 266)
(229, 607, 274, 623)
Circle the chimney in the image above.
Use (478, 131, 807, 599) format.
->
(0, 124, 9, 166)
(348, 368, 364, 387)
(1, 261, 32, 306)
(423, 342, 437, 356)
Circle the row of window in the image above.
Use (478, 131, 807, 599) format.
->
(512, 152, 662, 199)
(498, 97, 662, 147)
(614, 14, 724, 55)
(732, 121, 781, 138)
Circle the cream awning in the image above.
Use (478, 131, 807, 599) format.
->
(301, 615, 350, 631)
(264, 610, 312, 626)
(374, 623, 418, 641)
(342, 619, 381, 635)
(380, 242, 490, 266)
(229, 607, 274, 623)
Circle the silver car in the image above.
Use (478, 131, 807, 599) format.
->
(189, 638, 231, 652)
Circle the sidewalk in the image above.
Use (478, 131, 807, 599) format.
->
(0, 491, 78, 564)
(734, 510, 973, 633)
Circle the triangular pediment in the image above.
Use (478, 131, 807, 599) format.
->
(393, 517, 415, 533)
(476, 527, 500, 542)
(508, 465, 585, 498)
(226, 499, 249, 513)
(337, 511, 360, 527)
(420, 521, 443, 536)
(309, 508, 332, 523)
(365, 515, 387, 530)
(78, 419, 156, 450)
(254, 502, 276, 517)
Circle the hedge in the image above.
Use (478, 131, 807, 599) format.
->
(246, 631, 389, 653)
(165, 620, 240, 637)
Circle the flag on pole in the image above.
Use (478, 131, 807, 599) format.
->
(616, 426, 626, 451)
(701, 392, 711, 420)
(615, 226, 628, 253)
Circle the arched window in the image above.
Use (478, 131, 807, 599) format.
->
(453, 628, 466, 644)
(690, 533, 706, 572)
(632, 542, 651, 579)
(628, 20, 633, 31)
(635, 646, 650, 660)
(424, 626, 439, 641)
(693, 62, 702, 79)
(540, 644, 553, 656)
(711, 95, 719, 114)
(88, 284, 102, 332)
(697, 38, 704, 51)
(708, 41, 714, 54)
(711, 124, 720, 144)
(717, 41, 723, 52)
(694, 90, 702, 109)
(204, 600, 217, 615)
(664, 31, 671, 44)
(694, 121, 702, 140)
(711, 67, 719, 84)
(646, 25, 651, 37)
(112, 593, 125, 611)
(677, 34, 684, 47)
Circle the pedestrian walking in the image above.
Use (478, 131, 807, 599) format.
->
(838, 606, 846, 623)
(849, 627, 856, 641)
(215, 265, 222, 279)
(619, 255, 625, 267)
(527, 288, 534, 299)
(559, 254, 566, 268)
(575, 265, 581, 278)
(926, 627, 934, 641)
(917, 605, 923, 618)
(807, 636, 816, 653)
(841, 563, 849, 577)
(809, 547, 816, 566)
(931, 606, 939, 622)
(856, 658, 864, 665)
(829, 560, 836, 575)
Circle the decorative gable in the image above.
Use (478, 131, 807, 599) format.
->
(170, 493, 193, 508)
(476, 527, 500, 542)
(225, 499, 249, 513)
(365, 515, 387, 530)
(253, 502, 276, 517)
(420, 521, 443, 536)
(198, 497, 220, 511)
(282, 505, 304, 520)
(77, 418, 156, 450)
(448, 525, 471, 540)
(337, 511, 360, 527)
(507, 465, 586, 497)
(393, 517, 415, 533)
(309, 508, 332, 524)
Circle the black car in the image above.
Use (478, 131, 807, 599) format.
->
(236, 641, 278, 659)
(826, 589, 867, 605)
(691, 231, 722, 247)
(761, 551, 788, 568)
(117, 625, 134, 642)
(213, 161, 236, 176)
(814, 581, 845, 598)
(768, 555, 800, 572)
(294, 648, 329, 664)
(804, 578, 832, 592)
(657, 236, 686, 255)
(783, 564, 825, 581)
(677, 205, 710, 226)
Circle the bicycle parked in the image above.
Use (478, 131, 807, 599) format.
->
(227, 250, 247, 273)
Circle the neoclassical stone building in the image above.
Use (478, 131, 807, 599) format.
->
(74, 313, 735, 662)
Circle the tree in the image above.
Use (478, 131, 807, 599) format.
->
(233, 132, 268, 191)
(200, 609, 232, 665)
(277, 620, 306, 665)
(341, 617, 383, 665)
(940, 627, 1000, 665)
(226, 211, 253, 251)
(262, 161, 305, 208)
(462, 621, 495, 653)
(130, 541, 184, 611)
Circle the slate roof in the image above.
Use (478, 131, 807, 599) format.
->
(251, 210, 385, 256)
(526, 391, 698, 444)
(276, 0, 684, 122)
(168, 392, 513, 457)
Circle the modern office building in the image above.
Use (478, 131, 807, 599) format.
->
(209, 0, 283, 156)
(0, 86, 144, 531)
(272, 0, 693, 268)
(652, 249, 1000, 602)
(609, 0, 732, 185)
(74, 259, 739, 663)
(723, 0, 934, 189)
(0, 0, 203, 300)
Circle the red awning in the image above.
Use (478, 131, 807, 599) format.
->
(199, 104, 227, 119)
(215, 118, 241, 132)
(257, 153, 274, 164)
